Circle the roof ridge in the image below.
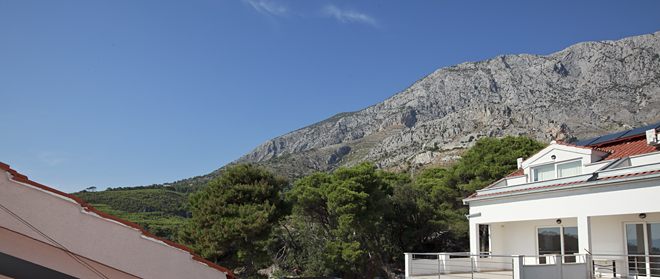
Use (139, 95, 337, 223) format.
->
(0, 162, 235, 279)
(554, 140, 595, 150)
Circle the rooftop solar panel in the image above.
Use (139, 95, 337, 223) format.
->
(587, 131, 629, 145)
(573, 121, 660, 146)
(621, 122, 660, 139)
(574, 137, 599, 146)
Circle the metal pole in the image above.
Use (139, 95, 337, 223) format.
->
(437, 254, 441, 279)
(471, 255, 475, 279)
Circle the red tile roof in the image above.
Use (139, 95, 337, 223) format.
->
(0, 162, 235, 279)
(595, 136, 658, 160)
(505, 168, 525, 178)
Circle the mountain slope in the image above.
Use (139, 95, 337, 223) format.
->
(232, 31, 660, 178)
(139, 31, 660, 190)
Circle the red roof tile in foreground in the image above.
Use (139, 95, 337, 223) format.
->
(0, 162, 235, 279)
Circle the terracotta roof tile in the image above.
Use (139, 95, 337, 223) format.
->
(0, 162, 235, 279)
(505, 168, 524, 177)
(596, 136, 658, 160)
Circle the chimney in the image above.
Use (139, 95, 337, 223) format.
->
(517, 158, 524, 169)
(647, 129, 659, 146)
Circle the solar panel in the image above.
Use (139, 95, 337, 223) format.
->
(587, 131, 629, 145)
(573, 121, 660, 146)
(619, 122, 660, 139)
(574, 137, 599, 146)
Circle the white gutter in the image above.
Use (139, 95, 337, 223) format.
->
(464, 171, 660, 204)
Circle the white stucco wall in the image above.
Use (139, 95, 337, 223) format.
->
(468, 175, 660, 258)
(487, 219, 577, 256)
(590, 214, 649, 255)
(469, 176, 660, 224)
(630, 152, 660, 165)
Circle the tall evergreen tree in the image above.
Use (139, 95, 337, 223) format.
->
(185, 164, 288, 277)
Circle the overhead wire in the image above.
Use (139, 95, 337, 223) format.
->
(0, 202, 110, 279)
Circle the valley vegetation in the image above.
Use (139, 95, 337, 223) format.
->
(75, 136, 544, 278)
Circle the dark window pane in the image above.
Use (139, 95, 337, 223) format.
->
(538, 227, 561, 255)
(648, 223, 660, 276)
(479, 224, 490, 255)
(563, 227, 578, 263)
(627, 224, 646, 255)
(627, 224, 647, 276)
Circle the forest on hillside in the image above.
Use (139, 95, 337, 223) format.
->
(75, 136, 545, 278)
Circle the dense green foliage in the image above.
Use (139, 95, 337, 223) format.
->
(282, 164, 402, 277)
(448, 136, 546, 195)
(185, 164, 288, 276)
(274, 136, 544, 277)
(74, 136, 545, 278)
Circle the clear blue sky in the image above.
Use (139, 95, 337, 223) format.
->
(1, 0, 659, 193)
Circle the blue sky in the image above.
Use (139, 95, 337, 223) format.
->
(1, 0, 659, 193)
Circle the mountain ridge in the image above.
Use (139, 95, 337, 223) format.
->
(132, 31, 660, 190)
(234, 31, 660, 174)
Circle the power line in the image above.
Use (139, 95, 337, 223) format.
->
(0, 202, 111, 279)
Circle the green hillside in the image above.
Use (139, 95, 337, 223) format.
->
(74, 188, 190, 239)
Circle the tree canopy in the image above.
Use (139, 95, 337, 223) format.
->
(185, 164, 288, 276)
(76, 136, 546, 278)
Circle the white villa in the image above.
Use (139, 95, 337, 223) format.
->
(406, 122, 660, 279)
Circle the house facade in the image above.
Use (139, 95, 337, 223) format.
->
(405, 122, 660, 279)
(0, 162, 234, 279)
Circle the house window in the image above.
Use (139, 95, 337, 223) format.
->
(533, 164, 555, 182)
(557, 161, 582, 178)
(532, 160, 582, 182)
(538, 227, 561, 262)
(625, 223, 660, 277)
(537, 226, 579, 264)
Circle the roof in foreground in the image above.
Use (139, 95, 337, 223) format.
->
(0, 161, 235, 279)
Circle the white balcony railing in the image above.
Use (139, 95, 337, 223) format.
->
(405, 252, 660, 279)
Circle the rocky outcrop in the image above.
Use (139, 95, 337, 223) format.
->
(231, 31, 660, 177)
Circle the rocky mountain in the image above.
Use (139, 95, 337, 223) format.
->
(164, 31, 660, 188)
(231, 31, 660, 177)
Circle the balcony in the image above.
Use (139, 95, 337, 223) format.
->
(404, 253, 660, 279)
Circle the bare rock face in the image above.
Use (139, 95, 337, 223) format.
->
(231, 32, 660, 178)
